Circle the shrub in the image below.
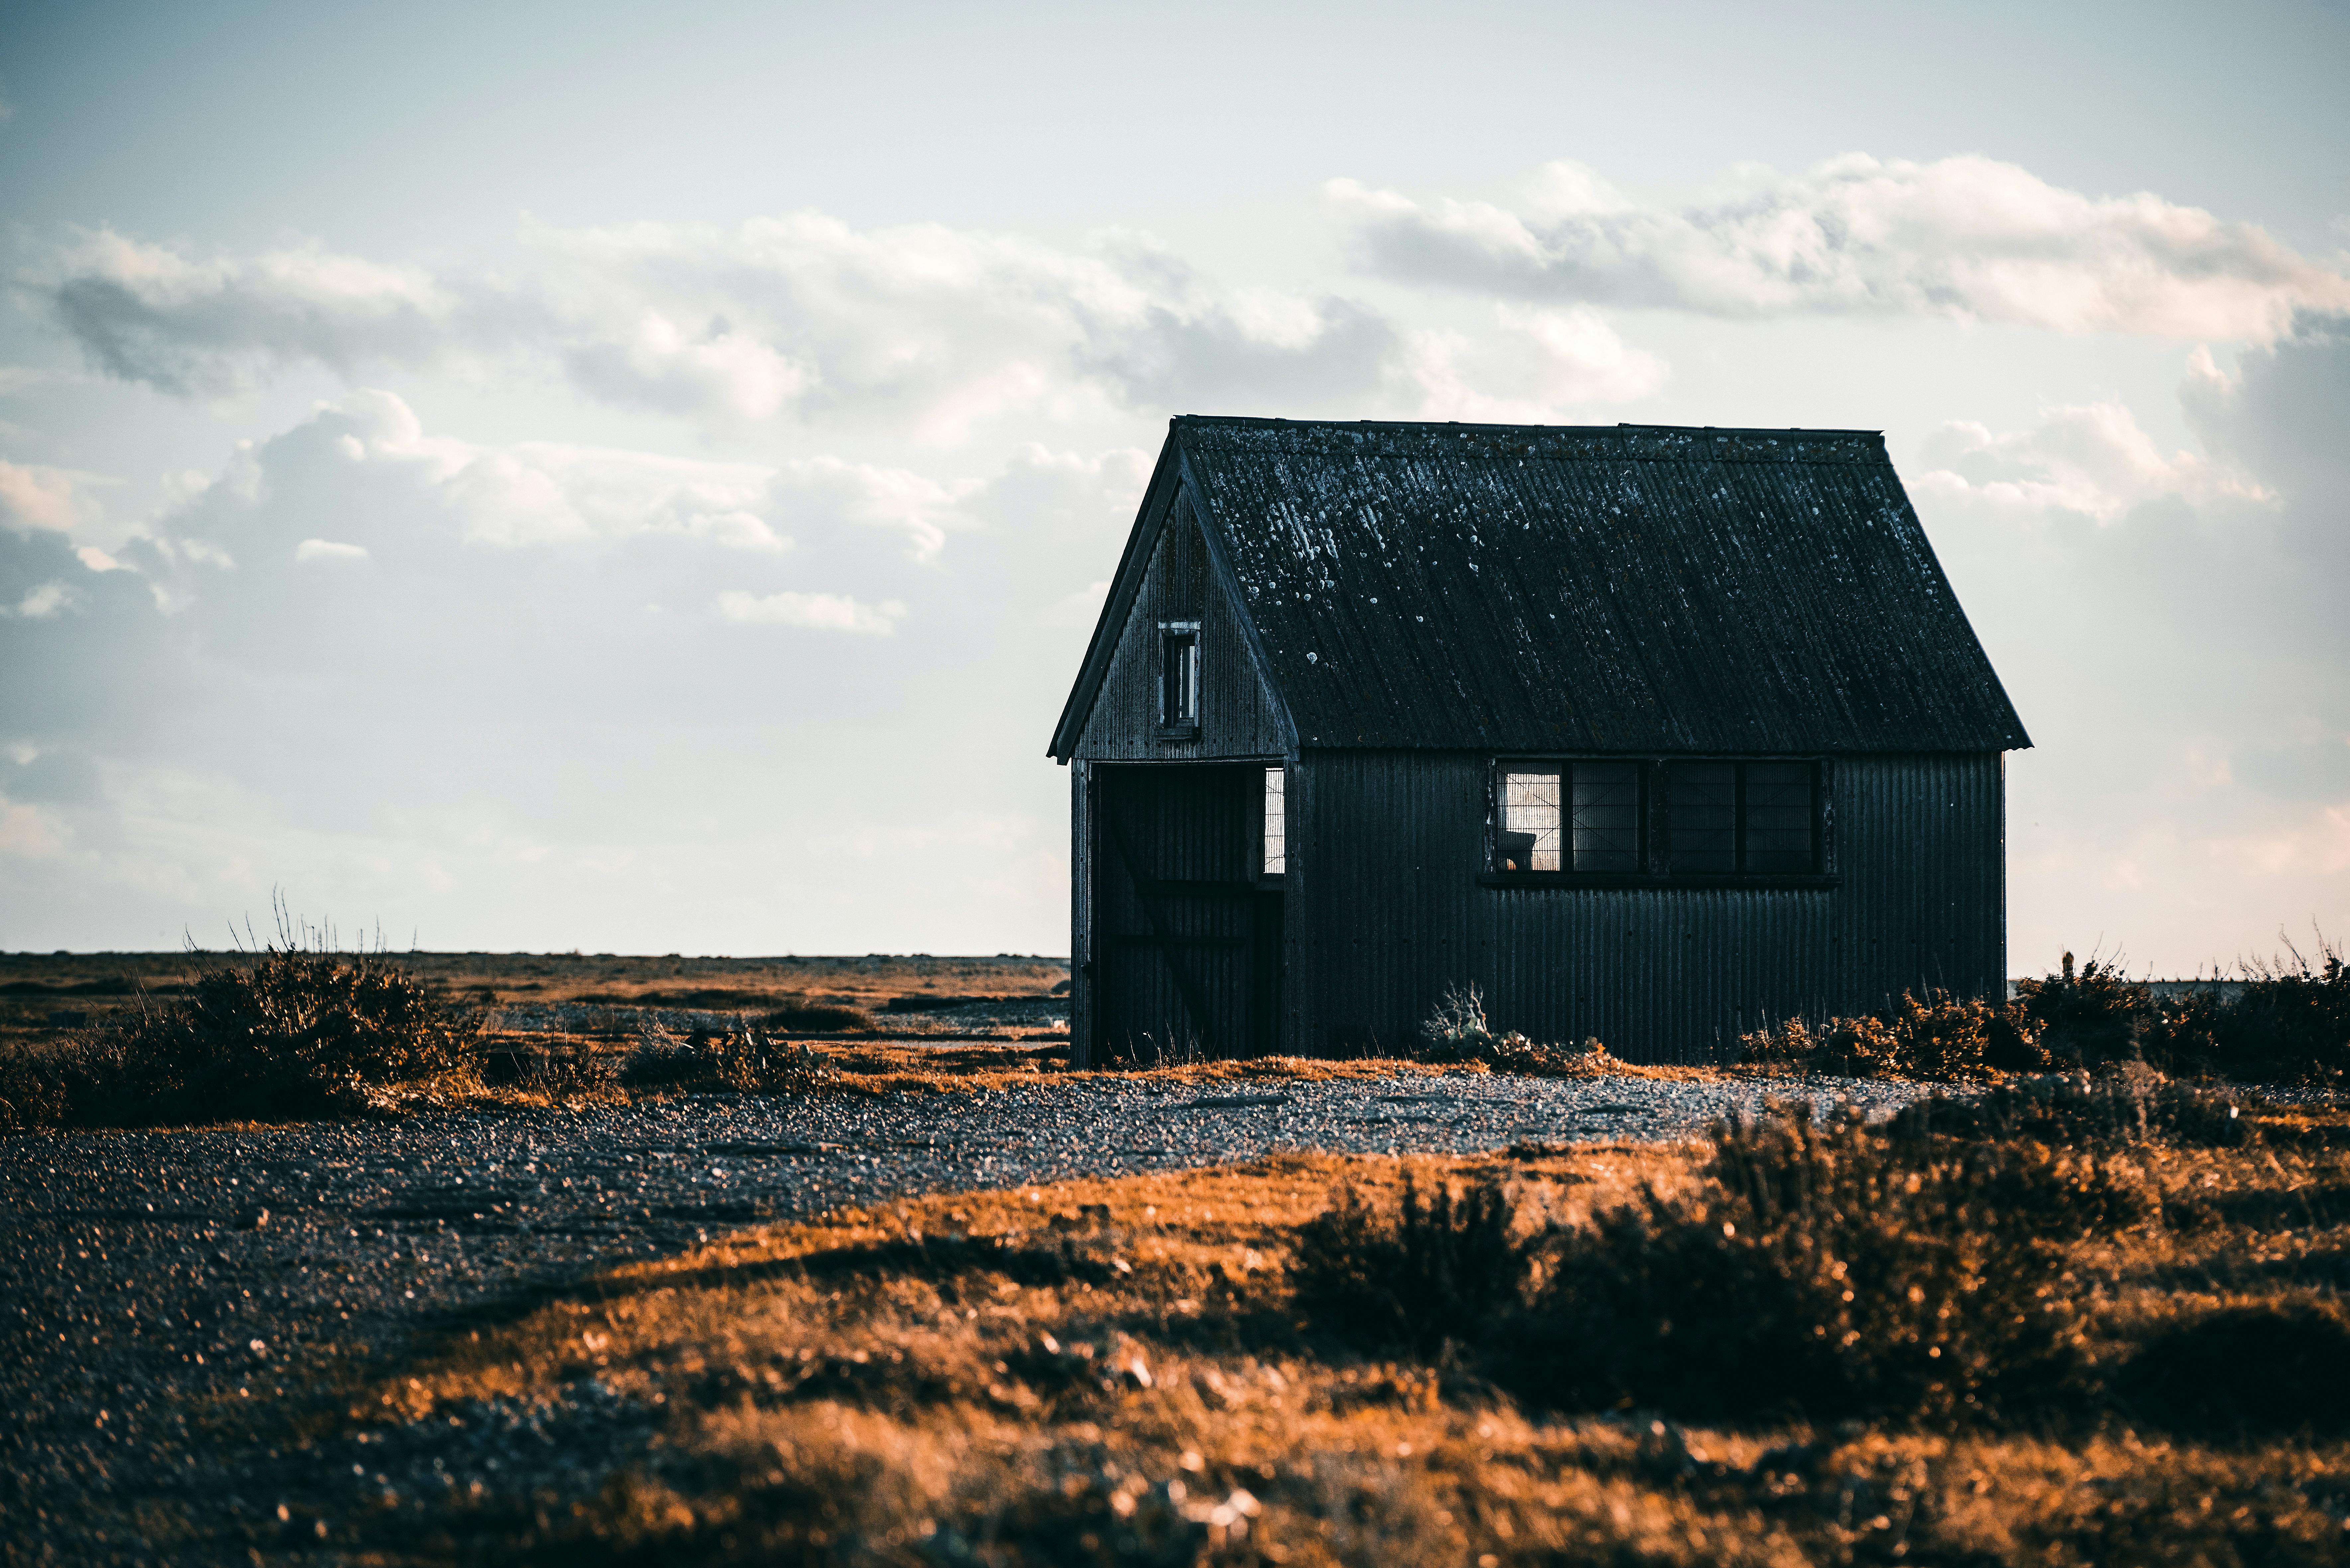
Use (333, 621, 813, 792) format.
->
(2142, 932, 2350, 1081)
(2016, 950, 2150, 1067)
(1886, 1066, 2253, 1150)
(621, 1028, 832, 1094)
(1739, 989, 2041, 1079)
(1290, 1172, 1531, 1355)
(2116, 1299, 2350, 1436)
(0, 946, 480, 1130)
(1416, 984, 1613, 1076)
(1515, 1105, 2089, 1424)
(1419, 983, 1492, 1058)
(1290, 1106, 2110, 1425)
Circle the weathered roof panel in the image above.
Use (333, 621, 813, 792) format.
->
(1161, 417, 2028, 754)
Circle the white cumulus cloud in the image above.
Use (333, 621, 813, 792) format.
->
(0, 459, 106, 535)
(293, 539, 371, 563)
(30, 213, 1412, 433)
(1392, 304, 1669, 421)
(714, 588, 903, 634)
(1332, 155, 2350, 340)
(1913, 400, 2271, 522)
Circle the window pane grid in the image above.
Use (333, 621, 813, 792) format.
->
(1668, 762, 1736, 874)
(1501, 771, 1561, 871)
(1496, 759, 1819, 880)
(1263, 767, 1286, 875)
(1743, 761, 1814, 873)
(1570, 761, 1641, 872)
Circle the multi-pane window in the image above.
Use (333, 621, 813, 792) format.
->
(1499, 762, 1642, 873)
(1742, 762, 1817, 874)
(1572, 761, 1642, 872)
(1262, 767, 1286, 876)
(1159, 622, 1199, 729)
(1495, 759, 1823, 880)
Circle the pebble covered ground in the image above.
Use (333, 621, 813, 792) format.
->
(2, 1069, 1928, 1563)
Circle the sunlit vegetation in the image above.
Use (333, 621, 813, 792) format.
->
(1740, 933, 2350, 1083)
(326, 1087, 2350, 1564)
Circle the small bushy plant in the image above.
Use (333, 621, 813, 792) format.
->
(1887, 1065, 2253, 1150)
(1416, 984, 1612, 1076)
(1288, 1104, 2161, 1426)
(0, 944, 479, 1130)
(621, 1028, 832, 1094)
(1739, 989, 2041, 1078)
(1519, 1106, 2092, 1423)
(2143, 932, 2350, 1081)
(2016, 950, 2150, 1067)
(1290, 1172, 1531, 1355)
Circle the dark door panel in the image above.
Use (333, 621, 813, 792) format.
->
(1094, 764, 1281, 1059)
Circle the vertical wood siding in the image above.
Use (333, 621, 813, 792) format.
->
(1073, 496, 1288, 762)
(1288, 749, 2006, 1063)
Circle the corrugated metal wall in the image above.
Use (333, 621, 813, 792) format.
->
(1289, 749, 2005, 1063)
(1073, 496, 1289, 762)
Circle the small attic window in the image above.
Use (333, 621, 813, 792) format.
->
(1158, 621, 1200, 736)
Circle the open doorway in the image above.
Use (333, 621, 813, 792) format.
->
(1091, 763, 1283, 1060)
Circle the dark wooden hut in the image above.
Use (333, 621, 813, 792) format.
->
(1047, 417, 2030, 1065)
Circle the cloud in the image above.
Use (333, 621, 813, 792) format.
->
(1908, 324, 2350, 969)
(715, 589, 903, 634)
(293, 539, 371, 564)
(41, 230, 465, 396)
(4, 581, 81, 618)
(0, 458, 105, 535)
(0, 393, 1160, 949)
(1912, 400, 2269, 522)
(2182, 313, 2350, 502)
(1333, 155, 2350, 340)
(29, 214, 1419, 432)
(1391, 303, 1668, 420)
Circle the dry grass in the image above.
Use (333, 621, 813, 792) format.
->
(323, 1093, 2350, 1565)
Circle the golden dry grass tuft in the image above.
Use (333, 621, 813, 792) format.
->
(329, 1096, 2350, 1565)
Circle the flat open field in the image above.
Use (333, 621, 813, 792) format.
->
(0, 951, 1073, 1053)
(1, 1060, 1927, 1563)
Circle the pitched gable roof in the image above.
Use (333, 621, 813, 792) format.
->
(1051, 417, 2029, 758)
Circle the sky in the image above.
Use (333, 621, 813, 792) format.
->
(1, 0, 2345, 973)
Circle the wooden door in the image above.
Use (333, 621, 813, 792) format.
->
(1093, 764, 1281, 1060)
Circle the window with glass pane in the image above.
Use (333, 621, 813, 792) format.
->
(1500, 771, 1561, 871)
(1159, 623, 1199, 727)
(1570, 761, 1642, 872)
(1262, 767, 1286, 875)
(1743, 762, 1815, 873)
(1668, 761, 1737, 874)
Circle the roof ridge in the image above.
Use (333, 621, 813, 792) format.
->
(1169, 415, 1884, 439)
(1170, 417, 1888, 464)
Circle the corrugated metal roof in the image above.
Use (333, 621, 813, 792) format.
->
(1151, 416, 2029, 754)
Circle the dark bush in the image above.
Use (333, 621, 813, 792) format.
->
(1886, 1068, 2254, 1150)
(1514, 1106, 2088, 1423)
(2016, 951, 2150, 1067)
(0, 947, 479, 1130)
(1290, 1172, 1531, 1355)
(1290, 1107, 2116, 1425)
(2144, 934, 2350, 1082)
(621, 1030, 832, 1094)
(1738, 989, 2046, 1079)
(1416, 983, 1612, 1076)
(2116, 1300, 2350, 1436)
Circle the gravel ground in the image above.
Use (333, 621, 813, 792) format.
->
(2, 1069, 1926, 1563)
